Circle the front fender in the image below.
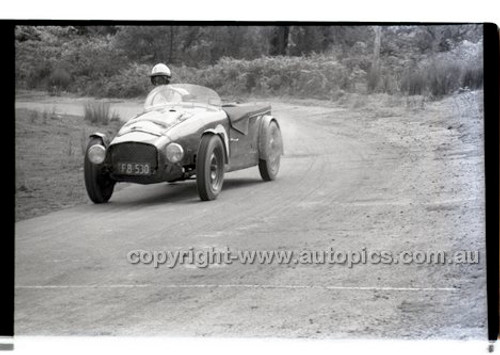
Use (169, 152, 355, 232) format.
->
(89, 132, 109, 147)
(202, 124, 230, 164)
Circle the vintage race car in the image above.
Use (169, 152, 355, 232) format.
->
(84, 84, 283, 203)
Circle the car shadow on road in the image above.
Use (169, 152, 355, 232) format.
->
(108, 177, 264, 206)
(220, 177, 263, 191)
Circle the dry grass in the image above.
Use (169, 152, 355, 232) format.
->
(15, 108, 122, 221)
(84, 101, 120, 125)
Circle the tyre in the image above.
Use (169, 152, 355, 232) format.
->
(84, 138, 115, 203)
(258, 121, 282, 181)
(196, 134, 225, 201)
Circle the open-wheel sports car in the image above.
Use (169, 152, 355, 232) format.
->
(84, 84, 283, 203)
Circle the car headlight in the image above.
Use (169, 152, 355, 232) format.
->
(87, 144, 106, 164)
(166, 143, 184, 163)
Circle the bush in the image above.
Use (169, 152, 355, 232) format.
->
(187, 54, 352, 99)
(427, 60, 463, 97)
(400, 58, 483, 98)
(399, 40, 483, 98)
(461, 65, 483, 90)
(26, 60, 53, 90)
(15, 28, 483, 100)
(367, 68, 381, 93)
(400, 70, 426, 96)
(48, 67, 71, 95)
(83, 101, 112, 125)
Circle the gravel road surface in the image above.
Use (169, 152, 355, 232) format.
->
(15, 95, 486, 339)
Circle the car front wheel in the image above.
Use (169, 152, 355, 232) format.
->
(84, 138, 115, 203)
(196, 134, 225, 201)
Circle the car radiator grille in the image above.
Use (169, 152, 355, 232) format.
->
(108, 143, 158, 170)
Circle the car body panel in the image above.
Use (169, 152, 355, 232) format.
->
(227, 117, 260, 171)
(224, 103, 272, 171)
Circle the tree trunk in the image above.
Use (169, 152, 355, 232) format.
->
(373, 26, 381, 71)
(270, 26, 290, 56)
(368, 26, 382, 92)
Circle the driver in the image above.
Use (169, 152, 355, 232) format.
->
(149, 63, 172, 87)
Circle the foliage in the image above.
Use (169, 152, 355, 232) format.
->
(202, 55, 351, 99)
(15, 24, 484, 100)
(399, 40, 483, 97)
(48, 67, 71, 95)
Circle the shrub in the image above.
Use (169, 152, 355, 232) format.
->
(399, 59, 482, 98)
(367, 68, 381, 93)
(189, 54, 352, 99)
(48, 67, 71, 95)
(16, 29, 483, 100)
(399, 39, 483, 98)
(461, 65, 483, 90)
(400, 70, 427, 96)
(427, 60, 462, 97)
(26, 60, 53, 89)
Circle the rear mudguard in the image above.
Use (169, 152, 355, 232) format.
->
(258, 115, 284, 160)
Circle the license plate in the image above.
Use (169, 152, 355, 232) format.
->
(116, 162, 151, 175)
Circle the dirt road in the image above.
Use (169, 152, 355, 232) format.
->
(15, 93, 486, 339)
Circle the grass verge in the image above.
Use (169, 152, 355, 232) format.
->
(15, 108, 122, 221)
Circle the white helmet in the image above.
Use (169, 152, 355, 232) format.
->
(149, 63, 171, 78)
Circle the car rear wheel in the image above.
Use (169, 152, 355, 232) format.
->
(197, 134, 225, 201)
(84, 138, 115, 203)
(258, 121, 282, 181)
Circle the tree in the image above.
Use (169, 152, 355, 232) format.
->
(73, 26, 118, 37)
(287, 26, 329, 56)
(269, 26, 290, 56)
(113, 26, 177, 63)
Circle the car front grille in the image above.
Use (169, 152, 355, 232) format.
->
(108, 142, 158, 170)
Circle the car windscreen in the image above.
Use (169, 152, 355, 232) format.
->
(144, 84, 222, 110)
